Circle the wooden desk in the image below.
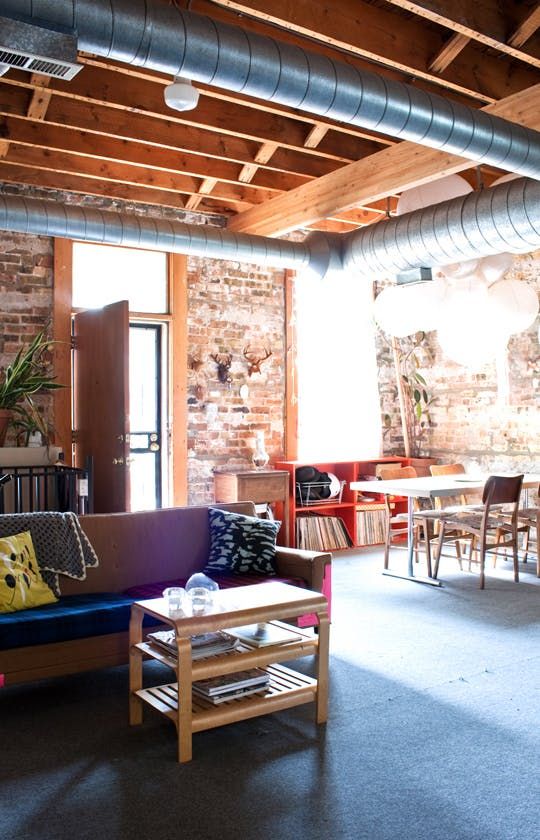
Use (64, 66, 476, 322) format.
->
(213, 469, 290, 545)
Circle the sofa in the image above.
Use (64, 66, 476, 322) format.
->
(0, 503, 331, 687)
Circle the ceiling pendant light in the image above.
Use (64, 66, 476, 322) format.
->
(164, 76, 200, 111)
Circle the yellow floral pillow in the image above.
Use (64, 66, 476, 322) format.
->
(0, 531, 58, 613)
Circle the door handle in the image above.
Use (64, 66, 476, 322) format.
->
(149, 442, 160, 452)
(112, 457, 124, 465)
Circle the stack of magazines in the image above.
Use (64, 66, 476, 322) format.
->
(192, 668, 270, 705)
(147, 629, 239, 659)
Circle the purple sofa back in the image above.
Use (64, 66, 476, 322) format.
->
(60, 503, 255, 595)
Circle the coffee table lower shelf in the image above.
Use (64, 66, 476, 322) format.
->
(136, 662, 317, 732)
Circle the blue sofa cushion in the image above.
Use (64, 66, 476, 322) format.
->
(0, 593, 161, 650)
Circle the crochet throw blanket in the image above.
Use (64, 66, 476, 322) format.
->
(0, 512, 99, 596)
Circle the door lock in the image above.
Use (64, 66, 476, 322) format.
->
(149, 442, 160, 452)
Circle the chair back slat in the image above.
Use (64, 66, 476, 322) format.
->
(482, 475, 523, 507)
(430, 463, 465, 477)
(376, 465, 417, 480)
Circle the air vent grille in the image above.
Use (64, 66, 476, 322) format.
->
(0, 16, 82, 81)
(0, 48, 80, 79)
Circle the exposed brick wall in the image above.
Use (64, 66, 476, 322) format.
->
(376, 253, 540, 476)
(2, 181, 538, 503)
(0, 184, 285, 502)
(0, 230, 55, 444)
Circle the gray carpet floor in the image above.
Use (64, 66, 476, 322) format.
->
(2, 547, 539, 840)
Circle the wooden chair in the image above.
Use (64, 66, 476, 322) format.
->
(433, 474, 524, 589)
(422, 463, 478, 569)
(493, 488, 538, 577)
(376, 465, 426, 573)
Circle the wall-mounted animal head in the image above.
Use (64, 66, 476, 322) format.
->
(210, 352, 233, 384)
(243, 346, 272, 376)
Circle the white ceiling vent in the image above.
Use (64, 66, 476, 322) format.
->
(0, 15, 82, 80)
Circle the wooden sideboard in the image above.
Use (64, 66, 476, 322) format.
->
(213, 469, 289, 545)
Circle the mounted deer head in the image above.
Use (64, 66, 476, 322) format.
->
(243, 345, 272, 376)
(210, 352, 233, 385)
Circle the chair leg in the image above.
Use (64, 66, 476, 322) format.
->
(522, 527, 529, 564)
(479, 543, 486, 589)
(433, 525, 446, 579)
(383, 520, 391, 570)
(422, 518, 432, 578)
(455, 539, 463, 570)
(512, 536, 519, 583)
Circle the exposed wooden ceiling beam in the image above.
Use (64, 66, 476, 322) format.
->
(227, 84, 540, 236)
(304, 124, 330, 150)
(508, 4, 540, 48)
(384, 0, 540, 66)
(76, 59, 393, 154)
(0, 143, 279, 207)
(26, 74, 52, 121)
(429, 32, 471, 73)
(0, 83, 352, 182)
(208, 0, 540, 101)
(0, 113, 314, 194)
(4, 70, 386, 167)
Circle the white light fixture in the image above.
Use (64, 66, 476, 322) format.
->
(164, 76, 200, 111)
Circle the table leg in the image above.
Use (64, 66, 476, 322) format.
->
(315, 611, 329, 724)
(129, 605, 144, 725)
(382, 498, 442, 587)
(176, 637, 193, 763)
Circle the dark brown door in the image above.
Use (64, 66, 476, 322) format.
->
(73, 300, 130, 512)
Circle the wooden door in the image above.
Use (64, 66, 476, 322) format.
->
(73, 300, 130, 512)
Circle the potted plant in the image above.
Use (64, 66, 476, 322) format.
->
(0, 330, 63, 447)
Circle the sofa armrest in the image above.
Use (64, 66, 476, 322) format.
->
(275, 546, 331, 594)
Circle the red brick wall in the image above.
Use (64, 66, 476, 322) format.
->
(0, 185, 285, 502)
(0, 230, 55, 445)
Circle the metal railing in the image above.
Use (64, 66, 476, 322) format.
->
(0, 459, 93, 515)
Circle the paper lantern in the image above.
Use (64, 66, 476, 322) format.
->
(396, 174, 473, 215)
(373, 285, 425, 337)
(440, 258, 480, 279)
(373, 279, 449, 337)
(487, 279, 539, 334)
(478, 252, 513, 285)
(436, 275, 504, 368)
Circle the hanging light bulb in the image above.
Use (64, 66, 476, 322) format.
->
(164, 76, 200, 111)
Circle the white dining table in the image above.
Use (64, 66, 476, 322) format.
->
(350, 473, 540, 586)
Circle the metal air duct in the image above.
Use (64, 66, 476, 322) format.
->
(342, 177, 540, 274)
(0, 195, 310, 271)
(1, 179, 539, 279)
(2, 0, 539, 179)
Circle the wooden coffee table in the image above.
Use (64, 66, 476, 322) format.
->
(129, 581, 330, 762)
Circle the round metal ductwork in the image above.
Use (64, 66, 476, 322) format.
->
(4, 0, 540, 180)
(0, 195, 311, 271)
(342, 177, 540, 274)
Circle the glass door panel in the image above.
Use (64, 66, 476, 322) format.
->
(129, 324, 162, 510)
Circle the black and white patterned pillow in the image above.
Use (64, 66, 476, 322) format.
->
(204, 508, 280, 577)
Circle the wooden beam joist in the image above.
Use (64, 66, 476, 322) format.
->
(429, 32, 471, 73)
(384, 0, 540, 67)
(208, 0, 540, 102)
(227, 84, 540, 236)
(508, 4, 540, 48)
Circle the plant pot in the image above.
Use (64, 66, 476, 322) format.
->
(0, 409, 12, 446)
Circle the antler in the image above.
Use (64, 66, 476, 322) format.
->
(243, 346, 272, 376)
(211, 352, 233, 384)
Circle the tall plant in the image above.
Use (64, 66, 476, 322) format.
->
(0, 330, 63, 445)
(382, 331, 436, 457)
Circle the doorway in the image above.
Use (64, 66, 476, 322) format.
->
(129, 323, 166, 511)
